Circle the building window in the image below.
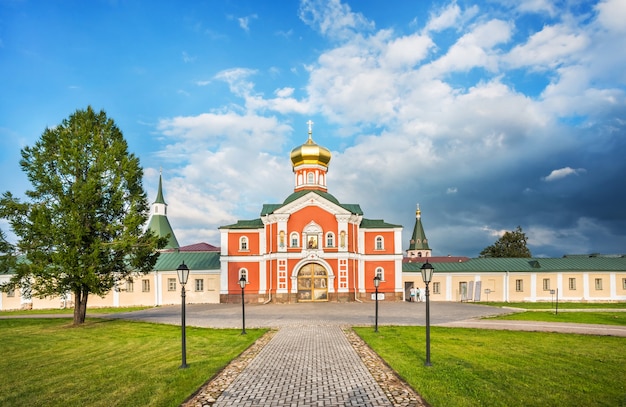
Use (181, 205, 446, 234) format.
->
(595, 278, 603, 290)
(239, 269, 248, 284)
(326, 232, 335, 247)
(433, 282, 441, 294)
(125, 281, 134, 293)
(623, 278, 626, 290)
(375, 236, 384, 250)
(307, 172, 314, 184)
(239, 236, 248, 251)
(290, 232, 299, 247)
(375, 267, 384, 281)
(168, 278, 177, 291)
(569, 278, 576, 290)
(195, 279, 204, 292)
(515, 279, 523, 292)
(142, 279, 150, 292)
(7, 288, 15, 297)
(542, 278, 550, 291)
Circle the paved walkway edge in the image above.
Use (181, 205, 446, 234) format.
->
(182, 327, 429, 407)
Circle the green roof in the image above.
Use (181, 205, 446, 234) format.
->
(147, 215, 179, 249)
(154, 251, 221, 271)
(219, 218, 264, 229)
(402, 256, 626, 273)
(260, 190, 363, 216)
(360, 218, 402, 228)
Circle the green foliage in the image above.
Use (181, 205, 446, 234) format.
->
(0, 107, 166, 324)
(479, 225, 531, 258)
(0, 318, 266, 407)
(356, 326, 626, 407)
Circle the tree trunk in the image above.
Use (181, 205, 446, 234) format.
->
(73, 289, 89, 325)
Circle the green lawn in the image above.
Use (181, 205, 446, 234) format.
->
(479, 301, 626, 309)
(488, 310, 626, 325)
(355, 326, 626, 407)
(0, 318, 265, 407)
(0, 306, 152, 315)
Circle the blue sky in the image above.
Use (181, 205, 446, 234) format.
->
(1, 0, 625, 258)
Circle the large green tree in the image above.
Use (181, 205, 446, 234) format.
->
(0, 107, 165, 324)
(479, 226, 532, 258)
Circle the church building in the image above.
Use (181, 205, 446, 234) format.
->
(218, 123, 404, 303)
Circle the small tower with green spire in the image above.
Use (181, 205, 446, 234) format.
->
(407, 204, 431, 258)
(146, 171, 180, 250)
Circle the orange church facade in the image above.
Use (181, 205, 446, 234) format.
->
(219, 124, 404, 303)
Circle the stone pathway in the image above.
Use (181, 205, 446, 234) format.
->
(183, 326, 427, 407)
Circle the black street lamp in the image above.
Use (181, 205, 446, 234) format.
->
(176, 261, 190, 369)
(421, 260, 435, 367)
(239, 275, 247, 335)
(373, 274, 381, 332)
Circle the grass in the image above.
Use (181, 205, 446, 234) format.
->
(0, 318, 266, 407)
(489, 311, 626, 325)
(478, 301, 626, 309)
(355, 326, 626, 407)
(0, 306, 152, 315)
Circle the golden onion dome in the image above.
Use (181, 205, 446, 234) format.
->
(290, 123, 332, 168)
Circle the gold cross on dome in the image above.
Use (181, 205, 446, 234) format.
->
(307, 119, 314, 136)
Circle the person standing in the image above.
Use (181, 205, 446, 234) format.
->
(416, 287, 421, 302)
(410, 286, 417, 302)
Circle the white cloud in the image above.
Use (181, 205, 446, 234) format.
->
(299, 0, 374, 40)
(595, 0, 626, 33)
(541, 167, 586, 182)
(423, 2, 461, 33)
(505, 25, 590, 70)
(237, 14, 258, 32)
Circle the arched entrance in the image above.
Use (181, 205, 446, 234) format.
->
(296, 263, 328, 302)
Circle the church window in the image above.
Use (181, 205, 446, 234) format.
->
(340, 231, 346, 248)
(569, 278, 576, 290)
(195, 279, 204, 292)
(279, 230, 285, 248)
(418, 252, 422, 257)
(239, 269, 248, 283)
(239, 236, 249, 251)
(595, 278, 603, 290)
(375, 236, 384, 250)
(515, 279, 523, 292)
(307, 172, 314, 184)
(375, 267, 384, 281)
(326, 232, 335, 247)
(290, 232, 299, 247)
(167, 278, 176, 291)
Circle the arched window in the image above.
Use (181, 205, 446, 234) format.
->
(326, 232, 335, 247)
(239, 236, 248, 251)
(375, 236, 384, 250)
(307, 172, 314, 184)
(290, 232, 299, 247)
(238, 268, 248, 283)
(375, 267, 385, 281)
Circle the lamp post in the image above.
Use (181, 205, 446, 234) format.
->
(373, 275, 381, 332)
(176, 261, 190, 369)
(420, 260, 434, 366)
(239, 275, 247, 335)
